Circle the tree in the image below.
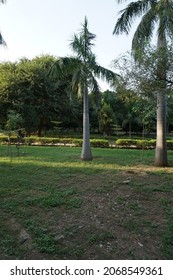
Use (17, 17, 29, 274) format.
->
(113, 0, 173, 166)
(98, 103, 115, 136)
(0, 56, 76, 136)
(52, 17, 118, 160)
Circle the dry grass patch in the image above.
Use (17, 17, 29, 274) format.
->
(0, 145, 173, 259)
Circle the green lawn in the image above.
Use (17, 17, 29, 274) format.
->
(0, 145, 173, 259)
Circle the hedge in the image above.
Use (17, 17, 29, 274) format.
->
(115, 138, 173, 150)
(1, 135, 173, 149)
(115, 139, 157, 149)
(0, 135, 109, 148)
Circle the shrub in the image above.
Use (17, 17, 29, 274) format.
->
(148, 139, 156, 149)
(72, 139, 109, 148)
(115, 139, 154, 149)
(91, 139, 109, 148)
(115, 139, 136, 148)
(115, 138, 173, 150)
(167, 140, 173, 150)
(72, 139, 83, 147)
(0, 135, 18, 144)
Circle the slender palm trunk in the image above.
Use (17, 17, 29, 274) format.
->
(81, 86, 92, 160)
(155, 33, 168, 167)
(155, 91, 168, 166)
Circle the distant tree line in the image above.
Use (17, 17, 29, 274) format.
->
(1, 54, 173, 138)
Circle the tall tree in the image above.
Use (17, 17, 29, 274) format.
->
(53, 17, 118, 160)
(0, 56, 73, 136)
(113, 0, 173, 166)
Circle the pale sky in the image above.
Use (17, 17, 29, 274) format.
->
(0, 0, 134, 89)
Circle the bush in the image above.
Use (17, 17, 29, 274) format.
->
(167, 140, 173, 150)
(72, 139, 109, 148)
(72, 139, 83, 147)
(116, 138, 148, 149)
(91, 139, 109, 148)
(115, 138, 173, 150)
(0, 135, 19, 144)
(26, 137, 74, 146)
(115, 138, 152, 149)
(148, 139, 156, 148)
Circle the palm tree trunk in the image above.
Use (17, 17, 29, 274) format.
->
(155, 33, 168, 167)
(81, 86, 92, 161)
(155, 91, 168, 166)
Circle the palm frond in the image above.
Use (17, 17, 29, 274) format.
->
(157, 1, 173, 38)
(0, 32, 7, 47)
(87, 72, 100, 93)
(92, 64, 120, 87)
(71, 67, 86, 97)
(70, 16, 96, 61)
(70, 34, 84, 58)
(81, 16, 96, 45)
(59, 56, 81, 72)
(132, 7, 157, 58)
(49, 56, 80, 81)
(113, 0, 154, 35)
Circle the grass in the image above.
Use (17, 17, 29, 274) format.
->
(0, 144, 173, 259)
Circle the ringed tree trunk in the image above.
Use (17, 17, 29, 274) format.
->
(155, 34, 168, 167)
(81, 86, 92, 161)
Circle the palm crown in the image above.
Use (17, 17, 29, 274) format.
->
(69, 17, 117, 95)
(113, 0, 173, 57)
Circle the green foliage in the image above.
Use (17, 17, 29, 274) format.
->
(115, 138, 173, 150)
(5, 110, 23, 131)
(113, 0, 173, 59)
(0, 135, 173, 150)
(1, 135, 173, 150)
(115, 138, 156, 149)
(0, 135, 109, 148)
(72, 138, 109, 148)
(91, 139, 109, 148)
(98, 103, 115, 136)
(0, 135, 17, 144)
(0, 55, 82, 136)
(25, 188, 81, 209)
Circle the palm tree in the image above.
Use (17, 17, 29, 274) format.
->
(0, 0, 7, 47)
(54, 17, 118, 160)
(113, 0, 173, 167)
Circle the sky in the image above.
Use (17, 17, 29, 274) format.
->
(0, 0, 135, 90)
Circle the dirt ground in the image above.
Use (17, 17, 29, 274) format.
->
(1, 169, 172, 260)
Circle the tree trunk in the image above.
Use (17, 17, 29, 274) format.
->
(155, 32, 168, 167)
(37, 116, 44, 137)
(155, 91, 168, 166)
(129, 119, 132, 138)
(81, 86, 92, 161)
